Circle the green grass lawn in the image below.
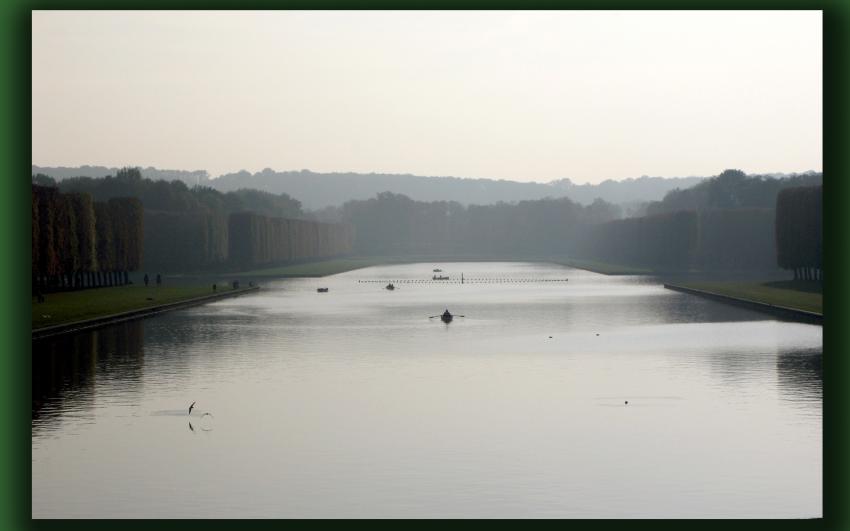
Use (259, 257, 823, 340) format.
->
(674, 281, 822, 314)
(555, 258, 654, 275)
(32, 284, 239, 329)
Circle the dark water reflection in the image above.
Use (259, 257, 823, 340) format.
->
(33, 321, 145, 430)
(777, 349, 823, 404)
(31, 262, 821, 518)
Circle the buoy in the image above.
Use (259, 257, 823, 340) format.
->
(625, 401, 628, 405)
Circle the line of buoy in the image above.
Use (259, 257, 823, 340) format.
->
(357, 278, 568, 283)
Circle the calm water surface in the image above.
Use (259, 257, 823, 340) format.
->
(32, 262, 822, 518)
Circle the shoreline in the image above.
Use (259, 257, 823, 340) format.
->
(32, 285, 260, 341)
(664, 283, 822, 324)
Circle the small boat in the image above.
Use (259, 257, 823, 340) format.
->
(386, 283, 395, 290)
(441, 310, 453, 323)
(317, 288, 329, 293)
(433, 268, 443, 272)
(432, 275, 450, 280)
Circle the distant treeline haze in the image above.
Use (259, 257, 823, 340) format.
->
(337, 170, 821, 273)
(33, 168, 354, 281)
(32, 167, 822, 278)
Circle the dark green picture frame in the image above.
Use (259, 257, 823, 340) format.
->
(3, 3, 846, 529)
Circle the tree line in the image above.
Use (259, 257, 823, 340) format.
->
(40, 168, 353, 273)
(33, 168, 353, 278)
(32, 185, 143, 291)
(228, 213, 355, 268)
(46, 168, 304, 219)
(574, 208, 777, 271)
(645, 169, 822, 215)
(335, 170, 820, 275)
(576, 181, 822, 274)
(776, 185, 822, 281)
(338, 192, 621, 257)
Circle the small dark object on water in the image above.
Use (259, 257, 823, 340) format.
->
(386, 283, 395, 290)
(429, 310, 464, 323)
(625, 401, 628, 405)
(317, 287, 329, 293)
(189, 401, 196, 415)
(146, 297, 154, 301)
(549, 336, 553, 338)
(596, 333, 600, 336)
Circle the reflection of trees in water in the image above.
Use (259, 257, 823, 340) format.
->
(562, 292, 770, 330)
(32, 320, 144, 425)
(705, 350, 778, 389)
(661, 293, 772, 325)
(702, 346, 822, 406)
(140, 312, 264, 381)
(776, 348, 822, 403)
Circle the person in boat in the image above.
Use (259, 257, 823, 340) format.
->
(442, 309, 452, 320)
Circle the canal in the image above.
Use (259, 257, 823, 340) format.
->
(32, 262, 822, 518)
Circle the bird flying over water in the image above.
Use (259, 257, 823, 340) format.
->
(189, 401, 196, 415)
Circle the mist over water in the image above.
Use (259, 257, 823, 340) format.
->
(32, 263, 821, 518)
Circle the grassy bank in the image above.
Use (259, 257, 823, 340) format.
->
(32, 284, 240, 329)
(672, 281, 822, 314)
(555, 258, 654, 275)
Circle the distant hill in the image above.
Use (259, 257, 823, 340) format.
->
(38, 165, 818, 210)
(32, 165, 211, 188)
(208, 169, 706, 209)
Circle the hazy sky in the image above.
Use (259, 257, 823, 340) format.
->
(32, 10, 822, 184)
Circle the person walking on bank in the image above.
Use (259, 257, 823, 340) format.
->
(144, 273, 149, 287)
(156, 273, 162, 287)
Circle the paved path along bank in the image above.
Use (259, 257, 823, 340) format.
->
(664, 283, 822, 325)
(32, 286, 260, 341)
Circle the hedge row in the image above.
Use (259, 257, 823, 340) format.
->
(33, 185, 143, 291)
(577, 208, 778, 271)
(776, 185, 822, 280)
(227, 212, 355, 268)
